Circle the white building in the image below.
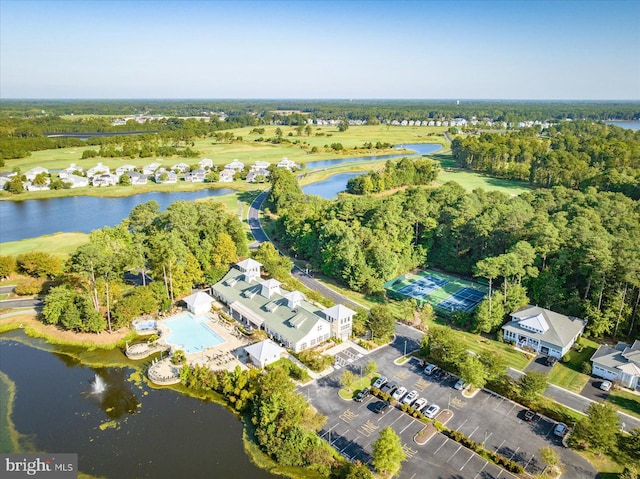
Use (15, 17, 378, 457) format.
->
(591, 341, 640, 390)
(199, 158, 213, 169)
(182, 291, 215, 315)
(142, 162, 162, 175)
(87, 163, 110, 178)
(25, 167, 49, 181)
(225, 159, 245, 172)
(115, 164, 136, 176)
(276, 158, 297, 170)
(219, 169, 235, 182)
(244, 339, 286, 368)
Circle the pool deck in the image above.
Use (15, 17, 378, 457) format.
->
(147, 311, 253, 384)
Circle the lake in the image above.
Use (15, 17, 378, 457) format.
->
(605, 120, 640, 131)
(301, 143, 442, 199)
(0, 189, 235, 243)
(0, 331, 276, 479)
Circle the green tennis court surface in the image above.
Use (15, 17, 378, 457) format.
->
(384, 269, 488, 314)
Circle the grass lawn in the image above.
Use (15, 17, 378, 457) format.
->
(546, 338, 599, 393)
(0, 232, 89, 257)
(338, 373, 377, 400)
(608, 388, 640, 420)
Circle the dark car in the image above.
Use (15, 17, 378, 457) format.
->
(381, 381, 398, 395)
(523, 409, 537, 422)
(433, 368, 444, 380)
(354, 387, 371, 402)
(545, 356, 558, 367)
(373, 400, 391, 415)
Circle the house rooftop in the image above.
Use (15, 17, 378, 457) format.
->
(503, 305, 586, 348)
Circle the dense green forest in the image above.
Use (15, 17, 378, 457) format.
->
(269, 169, 640, 340)
(2, 99, 639, 121)
(451, 121, 640, 199)
(345, 157, 440, 194)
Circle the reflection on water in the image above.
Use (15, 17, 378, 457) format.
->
(0, 332, 276, 479)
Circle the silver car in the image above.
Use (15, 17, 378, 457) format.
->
(424, 404, 441, 419)
(402, 390, 419, 405)
(392, 386, 407, 401)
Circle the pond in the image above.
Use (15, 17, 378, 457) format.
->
(0, 331, 276, 479)
(301, 172, 362, 199)
(0, 188, 235, 243)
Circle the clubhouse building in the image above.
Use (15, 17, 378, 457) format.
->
(502, 305, 586, 359)
(213, 259, 355, 352)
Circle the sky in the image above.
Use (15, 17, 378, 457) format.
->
(1, 0, 639, 100)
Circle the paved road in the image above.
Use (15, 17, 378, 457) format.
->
(246, 188, 362, 311)
(0, 285, 17, 294)
(508, 367, 640, 431)
(0, 298, 42, 309)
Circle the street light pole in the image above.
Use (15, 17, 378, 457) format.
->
(404, 340, 407, 357)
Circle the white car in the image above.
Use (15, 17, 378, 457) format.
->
(392, 386, 407, 401)
(402, 390, 419, 405)
(423, 363, 437, 375)
(424, 404, 441, 419)
(373, 376, 388, 389)
(600, 380, 612, 392)
(553, 422, 568, 437)
(454, 379, 467, 391)
(412, 397, 428, 412)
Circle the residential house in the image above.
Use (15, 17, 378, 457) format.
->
(115, 164, 136, 176)
(219, 169, 235, 182)
(60, 173, 89, 188)
(182, 291, 215, 315)
(225, 159, 244, 172)
(199, 158, 213, 169)
(246, 168, 269, 183)
(591, 340, 640, 390)
(154, 168, 177, 184)
(276, 158, 297, 170)
(25, 167, 49, 181)
(0, 172, 16, 189)
(502, 305, 586, 359)
(244, 339, 286, 368)
(64, 163, 83, 175)
(87, 163, 110, 178)
(185, 168, 206, 182)
(92, 173, 118, 187)
(25, 179, 50, 191)
(142, 162, 162, 175)
(212, 260, 354, 352)
(171, 162, 190, 173)
(252, 161, 270, 171)
(126, 171, 148, 185)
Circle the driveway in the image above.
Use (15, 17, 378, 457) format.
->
(581, 377, 611, 403)
(524, 354, 555, 374)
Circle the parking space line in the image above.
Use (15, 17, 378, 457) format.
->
(524, 454, 535, 471)
(321, 423, 339, 438)
(496, 439, 505, 452)
(460, 452, 475, 471)
(509, 446, 520, 460)
(506, 403, 517, 416)
(467, 426, 479, 439)
(446, 445, 462, 463)
(546, 424, 556, 437)
(493, 398, 505, 410)
(389, 413, 406, 427)
(434, 437, 448, 454)
(340, 436, 360, 453)
(455, 419, 468, 432)
(473, 462, 488, 479)
(400, 418, 416, 434)
(483, 432, 492, 446)
(482, 394, 493, 404)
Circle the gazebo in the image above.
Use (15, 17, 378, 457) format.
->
(183, 291, 215, 315)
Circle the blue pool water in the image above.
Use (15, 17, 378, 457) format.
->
(163, 313, 225, 353)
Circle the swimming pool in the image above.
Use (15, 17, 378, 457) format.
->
(163, 313, 225, 353)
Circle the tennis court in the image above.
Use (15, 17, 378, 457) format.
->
(385, 269, 487, 315)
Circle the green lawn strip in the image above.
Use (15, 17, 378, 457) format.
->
(607, 388, 640, 420)
(546, 339, 598, 392)
(338, 374, 377, 400)
(0, 232, 90, 258)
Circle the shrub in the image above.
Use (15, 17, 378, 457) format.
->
(14, 277, 45, 295)
(294, 350, 333, 372)
(561, 352, 571, 363)
(581, 362, 592, 375)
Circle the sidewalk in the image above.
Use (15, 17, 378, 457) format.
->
(508, 367, 640, 431)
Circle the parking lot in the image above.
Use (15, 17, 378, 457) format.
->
(304, 339, 596, 479)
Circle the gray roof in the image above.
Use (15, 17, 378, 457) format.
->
(592, 340, 640, 373)
(244, 339, 286, 363)
(502, 305, 586, 349)
(213, 267, 326, 345)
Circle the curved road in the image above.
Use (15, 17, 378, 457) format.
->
(247, 189, 362, 311)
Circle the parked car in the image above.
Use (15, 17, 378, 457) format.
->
(354, 388, 371, 402)
(381, 382, 398, 395)
(433, 368, 444, 380)
(553, 422, 568, 437)
(402, 390, 419, 405)
(424, 404, 441, 419)
(454, 379, 467, 391)
(523, 409, 537, 422)
(600, 380, 613, 392)
(412, 397, 428, 412)
(373, 400, 391, 415)
(392, 386, 407, 401)
(546, 356, 558, 367)
(373, 376, 388, 389)
(423, 363, 437, 375)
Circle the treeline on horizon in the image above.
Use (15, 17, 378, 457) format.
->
(451, 121, 640, 199)
(1, 99, 639, 121)
(267, 169, 640, 342)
